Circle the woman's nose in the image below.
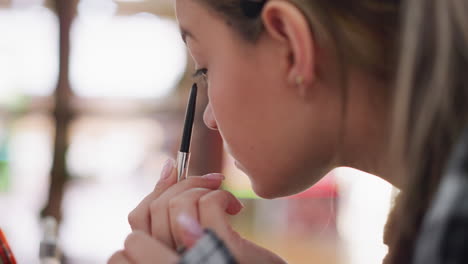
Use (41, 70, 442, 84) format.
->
(203, 103, 218, 131)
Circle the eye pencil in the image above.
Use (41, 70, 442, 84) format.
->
(177, 83, 198, 182)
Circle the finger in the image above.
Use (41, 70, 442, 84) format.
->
(176, 213, 204, 249)
(124, 231, 179, 264)
(168, 188, 212, 248)
(198, 190, 244, 241)
(108, 250, 131, 264)
(149, 174, 224, 248)
(128, 159, 177, 232)
(152, 159, 178, 194)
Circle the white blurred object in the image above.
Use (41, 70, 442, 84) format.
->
(78, 0, 118, 17)
(11, 0, 45, 8)
(70, 12, 187, 99)
(336, 167, 394, 264)
(0, 7, 59, 99)
(40, 216, 61, 264)
(113, 0, 145, 3)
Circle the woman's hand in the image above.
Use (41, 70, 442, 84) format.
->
(127, 159, 237, 249)
(108, 231, 179, 264)
(121, 158, 286, 263)
(173, 188, 287, 264)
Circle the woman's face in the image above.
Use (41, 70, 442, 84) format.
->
(175, 0, 343, 198)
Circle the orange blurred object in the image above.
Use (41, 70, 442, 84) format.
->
(0, 229, 17, 264)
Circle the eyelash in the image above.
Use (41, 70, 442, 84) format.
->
(192, 68, 208, 78)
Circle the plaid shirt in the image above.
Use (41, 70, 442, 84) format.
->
(413, 129, 468, 264)
(178, 229, 237, 264)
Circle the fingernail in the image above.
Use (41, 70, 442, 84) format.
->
(160, 159, 175, 181)
(177, 213, 203, 239)
(202, 173, 225, 181)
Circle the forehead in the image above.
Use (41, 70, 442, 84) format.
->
(175, 0, 212, 28)
(175, 0, 239, 46)
(175, 0, 252, 53)
(175, 0, 213, 44)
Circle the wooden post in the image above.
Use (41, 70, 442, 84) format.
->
(41, 0, 77, 223)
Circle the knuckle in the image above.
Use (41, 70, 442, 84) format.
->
(169, 188, 212, 210)
(185, 177, 217, 188)
(124, 232, 140, 250)
(187, 187, 212, 195)
(199, 189, 226, 207)
(127, 209, 140, 228)
(181, 178, 202, 189)
(149, 199, 163, 214)
(108, 250, 125, 263)
(124, 231, 147, 252)
(168, 196, 183, 210)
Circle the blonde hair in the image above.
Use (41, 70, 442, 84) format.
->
(197, 0, 400, 80)
(384, 0, 468, 263)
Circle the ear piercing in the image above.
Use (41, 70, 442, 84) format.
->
(295, 75, 308, 98)
(295, 75, 304, 86)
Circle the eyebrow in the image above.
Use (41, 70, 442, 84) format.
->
(180, 27, 196, 44)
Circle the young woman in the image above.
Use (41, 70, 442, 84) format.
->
(108, 0, 468, 263)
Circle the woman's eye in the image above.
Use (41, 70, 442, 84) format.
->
(193, 68, 208, 89)
(193, 68, 208, 78)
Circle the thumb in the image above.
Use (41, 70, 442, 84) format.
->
(175, 190, 243, 250)
(197, 190, 245, 250)
(198, 191, 287, 263)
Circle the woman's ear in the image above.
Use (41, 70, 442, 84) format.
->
(261, 0, 316, 93)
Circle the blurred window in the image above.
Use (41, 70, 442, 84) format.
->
(0, 5, 59, 103)
(71, 0, 187, 99)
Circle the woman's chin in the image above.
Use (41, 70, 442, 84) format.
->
(251, 187, 280, 199)
(250, 179, 300, 199)
(249, 170, 327, 199)
(235, 160, 326, 198)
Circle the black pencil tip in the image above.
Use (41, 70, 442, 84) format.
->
(180, 83, 198, 152)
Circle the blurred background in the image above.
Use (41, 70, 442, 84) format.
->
(0, 0, 395, 263)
